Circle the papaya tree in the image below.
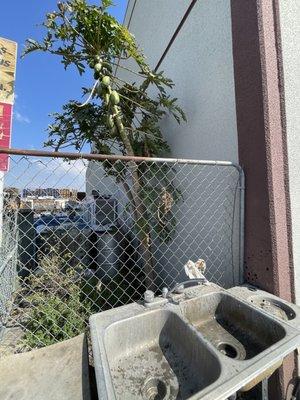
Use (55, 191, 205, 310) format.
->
(23, 0, 186, 289)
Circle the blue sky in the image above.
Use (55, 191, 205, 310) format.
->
(1, 0, 128, 151)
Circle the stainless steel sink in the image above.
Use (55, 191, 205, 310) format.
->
(180, 292, 286, 360)
(90, 284, 300, 400)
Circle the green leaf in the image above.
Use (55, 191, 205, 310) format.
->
(102, 0, 114, 8)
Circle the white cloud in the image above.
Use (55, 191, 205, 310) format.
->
(32, 158, 88, 190)
(14, 110, 30, 124)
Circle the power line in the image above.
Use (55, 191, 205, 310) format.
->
(154, 0, 199, 72)
(124, 0, 198, 74)
(126, 0, 138, 29)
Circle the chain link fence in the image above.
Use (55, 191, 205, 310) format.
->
(0, 208, 18, 342)
(0, 149, 244, 356)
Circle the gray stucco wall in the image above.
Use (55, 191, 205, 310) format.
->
(279, 1, 300, 305)
(124, 0, 238, 161)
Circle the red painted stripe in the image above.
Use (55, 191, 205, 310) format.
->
(0, 102, 13, 171)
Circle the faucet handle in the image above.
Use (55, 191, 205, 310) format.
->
(144, 290, 155, 304)
(174, 284, 185, 294)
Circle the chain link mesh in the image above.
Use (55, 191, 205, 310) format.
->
(0, 153, 243, 356)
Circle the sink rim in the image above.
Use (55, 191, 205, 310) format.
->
(229, 285, 300, 330)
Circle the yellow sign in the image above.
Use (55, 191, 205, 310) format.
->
(0, 37, 17, 104)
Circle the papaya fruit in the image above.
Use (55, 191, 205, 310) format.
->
(115, 115, 124, 131)
(96, 83, 104, 97)
(94, 62, 102, 73)
(110, 91, 120, 105)
(102, 76, 111, 87)
(104, 93, 110, 105)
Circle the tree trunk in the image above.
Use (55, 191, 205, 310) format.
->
(115, 116, 155, 290)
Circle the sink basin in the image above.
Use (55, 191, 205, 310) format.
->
(104, 309, 221, 399)
(90, 284, 300, 400)
(180, 292, 286, 360)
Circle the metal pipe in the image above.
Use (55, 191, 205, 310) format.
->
(169, 278, 207, 294)
(0, 147, 242, 168)
(262, 378, 269, 400)
(239, 169, 245, 284)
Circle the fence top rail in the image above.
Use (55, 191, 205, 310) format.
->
(0, 147, 242, 171)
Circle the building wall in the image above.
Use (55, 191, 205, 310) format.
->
(279, 1, 300, 305)
(124, 0, 239, 162)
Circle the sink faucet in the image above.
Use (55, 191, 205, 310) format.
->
(164, 277, 207, 297)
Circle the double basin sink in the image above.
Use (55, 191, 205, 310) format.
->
(90, 284, 300, 400)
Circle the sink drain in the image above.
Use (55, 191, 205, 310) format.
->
(141, 377, 169, 400)
(217, 342, 238, 359)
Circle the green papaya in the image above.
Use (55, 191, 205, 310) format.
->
(96, 83, 104, 96)
(115, 115, 123, 131)
(104, 93, 110, 105)
(110, 91, 120, 105)
(102, 76, 111, 87)
(94, 62, 102, 73)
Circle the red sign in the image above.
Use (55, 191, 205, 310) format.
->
(0, 37, 17, 172)
(0, 102, 12, 171)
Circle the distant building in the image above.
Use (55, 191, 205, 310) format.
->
(58, 188, 78, 199)
(23, 188, 59, 198)
(22, 188, 78, 199)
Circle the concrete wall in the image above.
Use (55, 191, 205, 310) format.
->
(278, 1, 300, 305)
